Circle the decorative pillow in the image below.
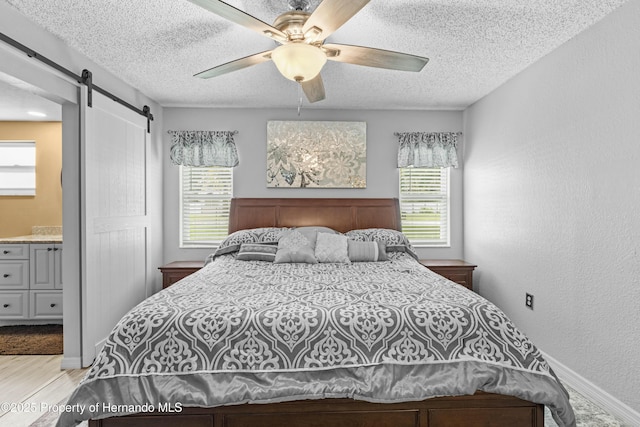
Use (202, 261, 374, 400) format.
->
(236, 243, 278, 262)
(213, 227, 288, 258)
(274, 229, 318, 264)
(347, 240, 388, 262)
(315, 232, 351, 263)
(293, 226, 338, 249)
(345, 228, 419, 260)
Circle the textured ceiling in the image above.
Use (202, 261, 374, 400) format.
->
(0, 0, 630, 112)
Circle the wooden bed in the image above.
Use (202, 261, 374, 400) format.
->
(228, 197, 403, 233)
(89, 198, 544, 427)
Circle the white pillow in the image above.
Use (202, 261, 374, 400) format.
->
(274, 229, 318, 264)
(314, 232, 350, 263)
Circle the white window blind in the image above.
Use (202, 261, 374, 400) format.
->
(399, 167, 450, 246)
(180, 166, 232, 247)
(0, 141, 36, 196)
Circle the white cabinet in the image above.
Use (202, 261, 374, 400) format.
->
(0, 261, 29, 289)
(0, 242, 62, 320)
(30, 291, 63, 318)
(30, 244, 63, 290)
(0, 291, 28, 319)
(0, 244, 30, 319)
(0, 244, 29, 259)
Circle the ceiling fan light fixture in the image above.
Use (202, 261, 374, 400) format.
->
(271, 42, 327, 82)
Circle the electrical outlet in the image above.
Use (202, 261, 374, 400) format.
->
(525, 293, 534, 310)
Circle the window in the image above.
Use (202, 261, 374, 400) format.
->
(0, 141, 36, 196)
(399, 167, 450, 246)
(180, 166, 232, 247)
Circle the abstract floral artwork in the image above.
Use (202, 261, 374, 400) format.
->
(266, 121, 366, 188)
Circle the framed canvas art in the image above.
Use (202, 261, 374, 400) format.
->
(266, 120, 366, 188)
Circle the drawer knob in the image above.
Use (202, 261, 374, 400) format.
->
(3, 274, 9, 278)
(47, 248, 53, 251)
(50, 303, 57, 308)
(2, 250, 9, 254)
(2, 304, 9, 308)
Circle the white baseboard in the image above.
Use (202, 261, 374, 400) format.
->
(541, 351, 640, 426)
(60, 356, 82, 370)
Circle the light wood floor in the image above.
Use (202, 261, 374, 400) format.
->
(0, 355, 87, 427)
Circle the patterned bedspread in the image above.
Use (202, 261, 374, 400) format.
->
(57, 252, 575, 427)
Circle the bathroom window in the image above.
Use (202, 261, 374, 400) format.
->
(0, 141, 36, 196)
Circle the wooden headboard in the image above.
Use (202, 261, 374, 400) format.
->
(228, 198, 401, 233)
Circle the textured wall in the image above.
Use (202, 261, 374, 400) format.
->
(464, 0, 640, 414)
(163, 108, 463, 262)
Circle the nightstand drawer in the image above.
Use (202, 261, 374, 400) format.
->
(0, 261, 29, 289)
(159, 261, 205, 289)
(441, 272, 471, 288)
(0, 291, 29, 318)
(419, 260, 477, 291)
(30, 291, 63, 318)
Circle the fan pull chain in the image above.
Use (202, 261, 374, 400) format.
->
(297, 83, 303, 116)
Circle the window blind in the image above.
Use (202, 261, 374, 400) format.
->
(180, 166, 232, 247)
(399, 167, 450, 246)
(0, 141, 36, 196)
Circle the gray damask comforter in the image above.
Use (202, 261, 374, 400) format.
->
(58, 252, 575, 427)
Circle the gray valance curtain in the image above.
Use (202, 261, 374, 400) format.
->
(395, 132, 460, 168)
(169, 130, 239, 167)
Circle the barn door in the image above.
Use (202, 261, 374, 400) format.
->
(80, 87, 151, 366)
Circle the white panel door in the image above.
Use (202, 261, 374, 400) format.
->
(80, 88, 151, 367)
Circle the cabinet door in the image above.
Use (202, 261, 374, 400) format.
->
(54, 245, 63, 289)
(30, 244, 55, 289)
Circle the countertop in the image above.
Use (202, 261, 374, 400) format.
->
(0, 234, 63, 244)
(0, 226, 62, 244)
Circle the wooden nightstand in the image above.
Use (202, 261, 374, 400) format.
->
(419, 259, 477, 291)
(159, 261, 205, 289)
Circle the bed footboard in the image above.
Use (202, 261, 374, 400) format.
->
(89, 392, 544, 427)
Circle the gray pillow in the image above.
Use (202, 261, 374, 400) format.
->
(315, 232, 350, 263)
(274, 229, 318, 264)
(345, 228, 418, 260)
(347, 239, 388, 262)
(294, 226, 338, 248)
(213, 227, 288, 258)
(236, 243, 277, 262)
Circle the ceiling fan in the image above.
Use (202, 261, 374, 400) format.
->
(188, 0, 429, 103)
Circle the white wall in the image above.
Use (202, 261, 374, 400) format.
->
(163, 108, 464, 262)
(464, 0, 640, 416)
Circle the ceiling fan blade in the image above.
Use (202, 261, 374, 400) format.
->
(323, 43, 429, 72)
(301, 74, 326, 103)
(302, 0, 370, 42)
(188, 0, 287, 42)
(194, 51, 273, 79)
